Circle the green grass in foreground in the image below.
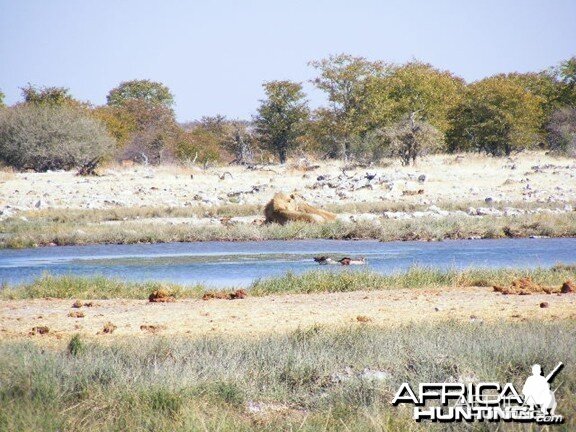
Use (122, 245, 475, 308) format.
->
(1, 211, 575, 248)
(0, 321, 574, 431)
(1, 264, 574, 300)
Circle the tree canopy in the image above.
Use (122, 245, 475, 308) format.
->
(1, 55, 575, 172)
(446, 76, 545, 156)
(309, 54, 387, 159)
(20, 84, 76, 106)
(106, 79, 174, 108)
(364, 62, 465, 133)
(254, 81, 309, 164)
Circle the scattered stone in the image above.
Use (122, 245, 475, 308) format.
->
(476, 207, 502, 216)
(68, 311, 85, 318)
(540, 302, 549, 308)
(356, 315, 372, 323)
(359, 368, 390, 381)
(30, 326, 49, 335)
(148, 289, 175, 303)
(72, 300, 83, 308)
(418, 174, 426, 183)
(246, 401, 304, 417)
(330, 366, 355, 383)
(402, 189, 425, 196)
(102, 322, 117, 334)
(202, 291, 229, 300)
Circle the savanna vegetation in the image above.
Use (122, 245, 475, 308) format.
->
(1, 56, 575, 172)
(1, 209, 575, 249)
(1, 264, 575, 299)
(1, 321, 574, 431)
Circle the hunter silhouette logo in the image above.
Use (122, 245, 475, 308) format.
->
(522, 363, 562, 416)
(392, 362, 564, 423)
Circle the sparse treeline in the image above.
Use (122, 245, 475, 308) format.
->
(0, 55, 575, 172)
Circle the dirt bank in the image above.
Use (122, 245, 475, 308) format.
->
(1, 286, 574, 345)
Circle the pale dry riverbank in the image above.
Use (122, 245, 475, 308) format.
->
(1, 152, 575, 219)
(1, 152, 575, 247)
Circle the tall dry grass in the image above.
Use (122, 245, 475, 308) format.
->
(0, 320, 574, 431)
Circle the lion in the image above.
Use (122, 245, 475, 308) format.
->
(264, 192, 337, 225)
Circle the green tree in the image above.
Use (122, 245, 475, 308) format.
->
(21, 84, 75, 106)
(556, 56, 576, 107)
(363, 62, 465, 133)
(492, 72, 561, 119)
(91, 105, 137, 148)
(106, 79, 174, 108)
(105, 80, 178, 164)
(254, 81, 308, 164)
(119, 99, 179, 164)
(446, 100, 513, 156)
(546, 107, 576, 156)
(309, 54, 387, 159)
(446, 76, 545, 156)
(0, 89, 5, 107)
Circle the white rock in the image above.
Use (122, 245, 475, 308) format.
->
(360, 369, 391, 382)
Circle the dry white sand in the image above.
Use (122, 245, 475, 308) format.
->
(1, 152, 575, 218)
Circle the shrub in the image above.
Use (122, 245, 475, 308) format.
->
(379, 113, 443, 165)
(0, 104, 114, 171)
(174, 128, 221, 166)
(67, 334, 86, 357)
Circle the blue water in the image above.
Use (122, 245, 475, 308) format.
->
(0, 238, 574, 288)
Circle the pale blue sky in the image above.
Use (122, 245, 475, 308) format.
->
(1, 0, 575, 121)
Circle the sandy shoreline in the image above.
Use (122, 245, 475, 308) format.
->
(2, 286, 575, 345)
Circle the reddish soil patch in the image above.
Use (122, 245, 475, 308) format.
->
(102, 322, 117, 334)
(68, 311, 85, 318)
(140, 324, 166, 333)
(30, 326, 49, 335)
(493, 278, 558, 295)
(202, 289, 248, 300)
(149, 289, 175, 303)
(72, 300, 95, 308)
(561, 280, 575, 294)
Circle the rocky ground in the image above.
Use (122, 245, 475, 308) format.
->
(2, 286, 575, 345)
(1, 152, 575, 224)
